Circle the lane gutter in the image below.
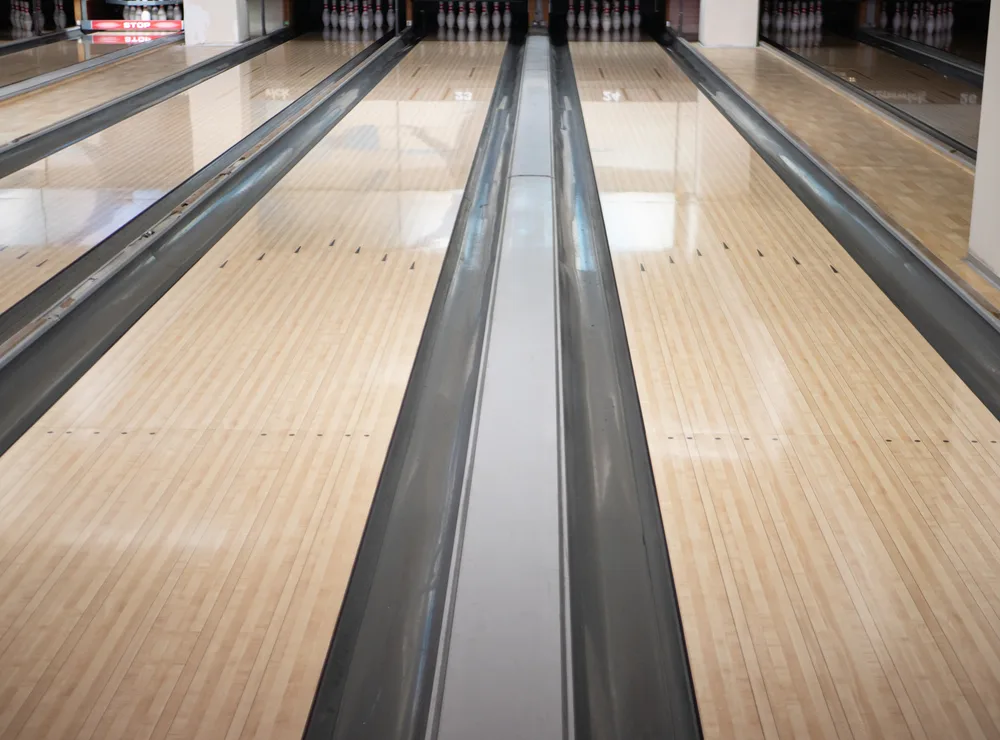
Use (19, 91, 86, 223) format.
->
(300, 35, 525, 740)
(0, 30, 417, 457)
(658, 30, 1000, 421)
(0, 25, 296, 179)
(855, 27, 984, 87)
(551, 36, 704, 739)
(762, 35, 976, 163)
(0, 27, 83, 57)
(0, 31, 180, 103)
(0, 30, 393, 352)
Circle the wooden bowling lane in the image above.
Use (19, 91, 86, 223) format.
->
(772, 32, 982, 149)
(0, 35, 139, 88)
(0, 33, 372, 317)
(572, 40, 1000, 740)
(0, 41, 228, 146)
(0, 40, 503, 740)
(700, 44, 998, 317)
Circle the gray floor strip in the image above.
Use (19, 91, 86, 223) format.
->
(660, 30, 1000, 421)
(0, 26, 294, 180)
(432, 33, 569, 740)
(300, 36, 525, 740)
(0, 27, 82, 57)
(551, 37, 704, 739)
(0, 32, 181, 103)
(0, 32, 417, 458)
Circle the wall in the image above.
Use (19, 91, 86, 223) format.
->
(699, 0, 759, 46)
(184, 0, 250, 44)
(969, 0, 1000, 277)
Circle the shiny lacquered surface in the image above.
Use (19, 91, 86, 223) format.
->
(0, 41, 227, 145)
(0, 33, 371, 316)
(0, 40, 503, 739)
(0, 35, 133, 87)
(770, 32, 982, 149)
(701, 44, 996, 314)
(574, 40, 1000, 739)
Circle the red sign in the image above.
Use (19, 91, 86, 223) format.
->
(88, 19, 183, 31)
(90, 33, 158, 43)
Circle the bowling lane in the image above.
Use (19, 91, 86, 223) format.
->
(0, 32, 372, 316)
(0, 40, 503, 739)
(0, 34, 144, 87)
(0, 39, 229, 145)
(700, 44, 996, 315)
(573, 41, 1000, 740)
(766, 31, 982, 150)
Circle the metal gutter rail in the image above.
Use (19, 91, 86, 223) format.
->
(0, 31, 417, 457)
(855, 27, 985, 87)
(0, 27, 83, 58)
(0, 26, 296, 180)
(659, 30, 1000, 422)
(0, 31, 393, 352)
(762, 35, 976, 162)
(301, 35, 525, 740)
(0, 32, 180, 103)
(551, 37, 705, 740)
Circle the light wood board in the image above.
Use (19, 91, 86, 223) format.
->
(699, 44, 999, 318)
(0, 41, 225, 146)
(0, 40, 504, 740)
(0, 34, 369, 317)
(573, 40, 1000, 740)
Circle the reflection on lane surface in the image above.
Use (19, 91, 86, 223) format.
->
(0, 41, 506, 740)
(573, 40, 1000, 740)
(0, 33, 371, 314)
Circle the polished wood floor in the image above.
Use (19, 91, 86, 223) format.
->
(775, 32, 981, 149)
(0, 34, 369, 317)
(0, 35, 132, 88)
(573, 40, 1000, 740)
(0, 40, 503, 739)
(0, 41, 226, 145)
(699, 44, 997, 318)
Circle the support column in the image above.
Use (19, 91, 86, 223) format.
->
(184, 0, 249, 44)
(969, 1, 1000, 277)
(699, 0, 760, 47)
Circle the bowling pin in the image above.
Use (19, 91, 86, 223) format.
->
(567, 0, 575, 27)
(446, 1, 454, 27)
(600, 1, 609, 30)
(622, 0, 631, 28)
(880, 2, 888, 28)
(612, 0, 620, 30)
(631, 0, 638, 28)
(386, 0, 394, 27)
(815, 0, 822, 28)
(492, 1, 499, 28)
(362, 0, 371, 29)
(589, 0, 598, 28)
(503, 0, 510, 26)
(437, 1, 444, 26)
(322, 0, 331, 25)
(467, 0, 476, 31)
(761, 0, 770, 32)
(457, 1, 466, 28)
(375, 0, 384, 27)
